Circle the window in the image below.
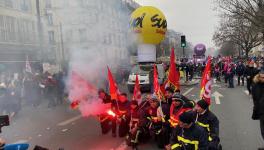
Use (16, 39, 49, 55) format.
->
(4, 0, 12, 8)
(0, 0, 5, 7)
(24, 20, 30, 42)
(0, 15, 5, 42)
(48, 31, 55, 44)
(65, 30, 73, 42)
(46, 0, 52, 8)
(7, 16, 16, 42)
(31, 22, 36, 43)
(47, 14, 53, 25)
(21, 0, 31, 12)
(17, 19, 23, 43)
(79, 29, 87, 42)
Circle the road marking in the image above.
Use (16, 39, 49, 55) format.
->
(38, 134, 42, 137)
(244, 90, 249, 95)
(183, 87, 194, 96)
(13, 140, 28, 144)
(62, 129, 68, 132)
(215, 98, 221, 104)
(115, 141, 127, 150)
(57, 115, 82, 126)
(212, 84, 221, 88)
(212, 91, 223, 104)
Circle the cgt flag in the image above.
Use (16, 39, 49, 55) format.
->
(107, 66, 120, 100)
(200, 56, 212, 105)
(132, 74, 142, 103)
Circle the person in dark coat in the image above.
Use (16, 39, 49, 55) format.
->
(44, 75, 57, 108)
(182, 62, 189, 82)
(216, 64, 221, 82)
(98, 89, 112, 135)
(236, 61, 246, 86)
(23, 75, 35, 105)
(245, 61, 259, 94)
(165, 87, 174, 105)
(194, 99, 220, 150)
(126, 100, 144, 150)
(252, 67, 264, 150)
(189, 63, 194, 81)
(111, 93, 130, 137)
(6, 81, 21, 117)
(166, 111, 209, 150)
(55, 72, 65, 105)
(227, 63, 235, 88)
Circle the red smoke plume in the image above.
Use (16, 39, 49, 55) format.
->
(68, 71, 110, 117)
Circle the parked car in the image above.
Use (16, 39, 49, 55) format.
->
(127, 63, 165, 93)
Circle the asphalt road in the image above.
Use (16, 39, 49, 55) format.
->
(1, 78, 263, 150)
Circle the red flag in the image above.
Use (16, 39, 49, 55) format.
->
(200, 56, 212, 105)
(69, 71, 97, 109)
(153, 64, 164, 100)
(166, 47, 180, 91)
(132, 74, 142, 103)
(107, 66, 120, 100)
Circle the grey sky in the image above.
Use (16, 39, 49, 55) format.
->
(134, 0, 219, 48)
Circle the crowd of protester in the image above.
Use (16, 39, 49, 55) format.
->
(211, 57, 264, 91)
(0, 70, 67, 117)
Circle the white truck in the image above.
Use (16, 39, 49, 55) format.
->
(127, 63, 165, 93)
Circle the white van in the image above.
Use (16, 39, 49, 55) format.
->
(127, 63, 165, 92)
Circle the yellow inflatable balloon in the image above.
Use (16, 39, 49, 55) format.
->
(130, 6, 167, 45)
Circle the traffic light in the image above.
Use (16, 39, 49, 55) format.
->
(181, 35, 186, 48)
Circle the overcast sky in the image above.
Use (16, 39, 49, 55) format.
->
(134, 0, 219, 48)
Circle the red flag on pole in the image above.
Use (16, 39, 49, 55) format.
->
(166, 47, 180, 91)
(200, 56, 212, 105)
(107, 66, 120, 100)
(132, 74, 142, 103)
(153, 64, 164, 100)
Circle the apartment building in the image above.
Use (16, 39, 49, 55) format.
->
(0, 0, 40, 72)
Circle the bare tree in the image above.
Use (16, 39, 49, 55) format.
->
(213, 15, 262, 57)
(215, 0, 264, 42)
(218, 41, 238, 56)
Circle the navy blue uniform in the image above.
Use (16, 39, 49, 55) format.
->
(170, 124, 209, 150)
(195, 110, 220, 150)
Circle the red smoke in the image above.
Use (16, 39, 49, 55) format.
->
(68, 71, 110, 117)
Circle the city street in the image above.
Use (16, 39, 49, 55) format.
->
(0, 0, 263, 149)
(1, 79, 263, 150)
